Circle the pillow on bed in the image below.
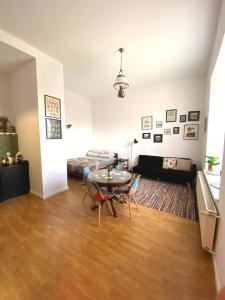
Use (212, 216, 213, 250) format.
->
(89, 149, 101, 153)
(99, 153, 114, 158)
(86, 151, 99, 157)
(99, 150, 110, 154)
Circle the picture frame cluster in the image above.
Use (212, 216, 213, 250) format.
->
(141, 110, 200, 142)
(44, 95, 62, 139)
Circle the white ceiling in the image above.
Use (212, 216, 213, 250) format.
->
(0, 41, 33, 74)
(0, 0, 221, 98)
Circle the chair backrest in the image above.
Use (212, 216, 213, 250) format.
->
(86, 180, 103, 201)
(129, 174, 141, 195)
(82, 167, 90, 185)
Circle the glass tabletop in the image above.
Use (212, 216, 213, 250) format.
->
(88, 169, 132, 187)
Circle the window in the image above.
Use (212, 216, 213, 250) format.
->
(206, 34, 225, 174)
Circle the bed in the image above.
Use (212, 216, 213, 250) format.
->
(67, 150, 118, 177)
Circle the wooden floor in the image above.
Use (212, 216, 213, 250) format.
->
(0, 178, 216, 300)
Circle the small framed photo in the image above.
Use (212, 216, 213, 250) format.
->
(156, 121, 163, 128)
(173, 127, 180, 134)
(164, 128, 171, 135)
(142, 133, 151, 139)
(142, 116, 153, 130)
(180, 115, 186, 122)
(46, 118, 62, 139)
(154, 134, 163, 143)
(188, 111, 200, 121)
(166, 109, 177, 122)
(45, 95, 61, 119)
(183, 124, 199, 140)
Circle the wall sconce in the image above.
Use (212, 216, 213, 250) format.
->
(66, 124, 72, 129)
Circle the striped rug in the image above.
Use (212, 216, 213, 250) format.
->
(135, 178, 198, 221)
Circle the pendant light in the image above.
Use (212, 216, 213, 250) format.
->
(113, 48, 129, 98)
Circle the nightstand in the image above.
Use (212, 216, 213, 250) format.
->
(117, 158, 129, 171)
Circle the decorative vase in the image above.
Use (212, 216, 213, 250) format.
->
(208, 165, 215, 173)
(0, 116, 8, 132)
(107, 169, 112, 180)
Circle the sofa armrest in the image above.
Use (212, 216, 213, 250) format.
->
(132, 165, 139, 172)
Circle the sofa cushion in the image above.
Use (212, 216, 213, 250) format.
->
(133, 165, 161, 178)
(176, 158, 192, 171)
(163, 157, 177, 169)
(160, 168, 191, 183)
(138, 155, 163, 168)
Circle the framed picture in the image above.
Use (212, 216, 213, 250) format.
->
(44, 95, 61, 119)
(156, 121, 163, 128)
(180, 115, 186, 122)
(46, 118, 62, 139)
(142, 116, 153, 130)
(166, 109, 177, 122)
(153, 134, 163, 143)
(173, 127, 180, 134)
(183, 124, 199, 140)
(164, 128, 171, 135)
(142, 133, 151, 139)
(188, 111, 200, 121)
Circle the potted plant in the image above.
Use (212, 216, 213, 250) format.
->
(205, 156, 220, 172)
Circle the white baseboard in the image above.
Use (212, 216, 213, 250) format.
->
(30, 186, 69, 200)
(30, 190, 43, 198)
(213, 254, 221, 292)
(43, 186, 69, 199)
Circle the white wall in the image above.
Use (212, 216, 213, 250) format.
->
(204, 0, 225, 292)
(93, 76, 206, 167)
(64, 89, 92, 159)
(36, 54, 67, 198)
(0, 72, 12, 118)
(0, 29, 68, 199)
(9, 60, 43, 195)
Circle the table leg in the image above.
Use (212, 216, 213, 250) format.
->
(109, 198, 117, 217)
(106, 187, 118, 217)
(91, 198, 117, 217)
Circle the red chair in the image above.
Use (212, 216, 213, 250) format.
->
(215, 286, 225, 300)
(86, 180, 114, 229)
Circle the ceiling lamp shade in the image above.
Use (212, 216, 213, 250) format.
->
(113, 48, 129, 98)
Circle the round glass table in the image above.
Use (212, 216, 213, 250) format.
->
(88, 169, 132, 188)
(87, 169, 132, 217)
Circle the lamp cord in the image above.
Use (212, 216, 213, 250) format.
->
(120, 50, 123, 75)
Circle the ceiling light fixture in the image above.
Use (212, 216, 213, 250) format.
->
(113, 48, 129, 98)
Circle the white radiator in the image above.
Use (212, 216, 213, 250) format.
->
(196, 171, 219, 253)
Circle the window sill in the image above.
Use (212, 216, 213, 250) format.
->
(203, 169, 221, 201)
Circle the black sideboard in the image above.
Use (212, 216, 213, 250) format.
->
(0, 160, 30, 202)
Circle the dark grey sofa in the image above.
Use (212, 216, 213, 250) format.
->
(132, 155, 197, 186)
